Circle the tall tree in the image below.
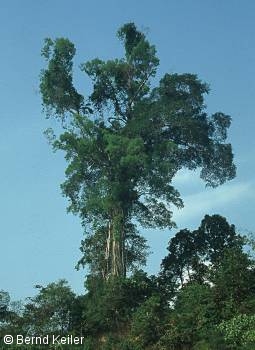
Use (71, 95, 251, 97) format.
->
(40, 23, 235, 279)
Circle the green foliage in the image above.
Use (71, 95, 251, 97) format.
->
(130, 295, 164, 348)
(82, 271, 158, 337)
(197, 214, 242, 264)
(161, 214, 242, 291)
(218, 314, 255, 348)
(211, 247, 255, 318)
(25, 22, 248, 349)
(40, 23, 236, 279)
(158, 216, 254, 349)
(157, 283, 216, 349)
(2, 216, 255, 350)
(40, 38, 84, 117)
(0, 290, 10, 322)
(23, 279, 76, 334)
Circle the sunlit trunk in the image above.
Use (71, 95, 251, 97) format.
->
(104, 213, 126, 279)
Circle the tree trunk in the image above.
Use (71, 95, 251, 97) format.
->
(104, 213, 126, 279)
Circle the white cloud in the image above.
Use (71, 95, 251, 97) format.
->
(172, 181, 253, 227)
(173, 169, 201, 187)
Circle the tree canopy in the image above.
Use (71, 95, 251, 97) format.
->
(40, 23, 236, 279)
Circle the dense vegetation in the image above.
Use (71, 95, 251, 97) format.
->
(1, 215, 255, 349)
(1, 23, 251, 349)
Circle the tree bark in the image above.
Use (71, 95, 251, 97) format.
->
(104, 212, 126, 279)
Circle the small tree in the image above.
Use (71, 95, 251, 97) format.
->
(161, 215, 242, 289)
(23, 280, 76, 334)
(0, 290, 10, 323)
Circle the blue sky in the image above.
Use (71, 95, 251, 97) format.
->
(1, 0, 254, 300)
